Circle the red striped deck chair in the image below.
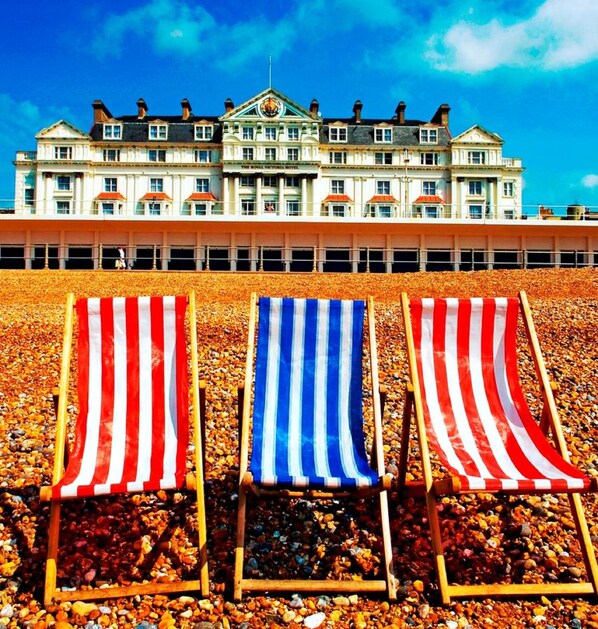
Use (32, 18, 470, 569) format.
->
(234, 295, 396, 601)
(400, 291, 598, 603)
(40, 292, 209, 605)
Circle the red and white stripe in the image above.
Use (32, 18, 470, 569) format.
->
(410, 297, 590, 492)
(52, 296, 189, 499)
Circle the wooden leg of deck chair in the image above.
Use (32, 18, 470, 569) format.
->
(568, 493, 598, 597)
(234, 485, 248, 601)
(424, 492, 451, 605)
(397, 385, 414, 497)
(44, 501, 61, 607)
(378, 489, 397, 600)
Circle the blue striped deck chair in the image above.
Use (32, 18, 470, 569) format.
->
(234, 294, 396, 601)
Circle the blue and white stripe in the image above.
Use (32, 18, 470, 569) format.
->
(250, 297, 378, 488)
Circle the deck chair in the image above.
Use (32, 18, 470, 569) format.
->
(234, 295, 396, 601)
(399, 291, 598, 603)
(40, 292, 209, 605)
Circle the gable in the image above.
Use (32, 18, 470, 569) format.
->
(220, 88, 318, 123)
(36, 120, 90, 140)
(452, 125, 503, 145)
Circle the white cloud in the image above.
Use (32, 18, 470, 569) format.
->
(582, 174, 598, 188)
(425, 0, 598, 73)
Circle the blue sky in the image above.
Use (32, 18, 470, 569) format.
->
(1, 0, 597, 211)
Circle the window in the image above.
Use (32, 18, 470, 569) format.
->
(468, 180, 483, 195)
(287, 147, 299, 161)
(148, 149, 166, 162)
(374, 128, 392, 143)
(24, 189, 34, 205)
(377, 180, 391, 195)
(103, 124, 122, 140)
(331, 180, 345, 194)
(286, 176, 299, 188)
(420, 152, 439, 165)
(150, 178, 163, 193)
(194, 203, 207, 216)
(149, 202, 161, 216)
(56, 176, 71, 191)
(242, 127, 254, 140)
(373, 205, 391, 218)
(102, 203, 115, 215)
(104, 177, 117, 192)
(265, 147, 277, 161)
(103, 149, 120, 162)
(54, 146, 73, 160)
(469, 205, 483, 219)
(503, 181, 514, 197)
(265, 127, 277, 141)
(195, 178, 209, 193)
(375, 152, 392, 165)
(329, 151, 347, 164)
(263, 176, 277, 187)
(422, 181, 436, 195)
(420, 128, 438, 143)
(194, 125, 213, 141)
(329, 127, 347, 142)
(149, 124, 167, 140)
(286, 201, 300, 216)
(264, 201, 277, 213)
(425, 206, 439, 219)
(241, 200, 256, 215)
(331, 205, 345, 217)
(468, 151, 486, 165)
(287, 126, 299, 141)
(241, 176, 255, 187)
(242, 147, 254, 161)
(56, 201, 70, 214)
(194, 149, 212, 163)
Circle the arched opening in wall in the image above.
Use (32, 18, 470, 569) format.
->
(392, 249, 419, 273)
(493, 250, 521, 270)
(323, 248, 351, 273)
(526, 250, 552, 269)
(459, 249, 487, 271)
(261, 248, 284, 272)
(236, 248, 251, 271)
(358, 249, 385, 273)
(208, 248, 230, 271)
(66, 246, 94, 270)
(32, 246, 59, 269)
(169, 248, 196, 271)
(0, 246, 25, 269)
(134, 247, 162, 270)
(425, 249, 452, 272)
(560, 250, 586, 268)
(290, 249, 314, 272)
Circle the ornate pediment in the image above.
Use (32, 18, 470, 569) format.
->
(452, 125, 503, 145)
(35, 120, 90, 140)
(220, 88, 318, 122)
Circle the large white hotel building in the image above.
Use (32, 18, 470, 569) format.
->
(4, 87, 596, 271)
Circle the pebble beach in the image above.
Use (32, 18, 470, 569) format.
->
(0, 268, 596, 628)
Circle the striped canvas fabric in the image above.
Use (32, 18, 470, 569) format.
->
(409, 297, 591, 492)
(52, 296, 189, 499)
(250, 298, 379, 489)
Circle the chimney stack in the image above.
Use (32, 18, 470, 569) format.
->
(224, 98, 234, 112)
(310, 99, 319, 116)
(92, 100, 112, 123)
(352, 100, 363, 123)
(181, 98, 192, 120)
(432, 103, 450, 127)
(137, 98, 148, 119)
(395, 101, 406, 124)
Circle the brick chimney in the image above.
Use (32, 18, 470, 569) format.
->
(394, 101, 406, 124)
(310, 99, 319, 116)
(137, 98, 148, 119)
(353, 100, 363, 123)
(432, 103, 450, 127)
(224, 98, 234, 113)
(181, 98, 192, 120)
(92, 100, 112, 123)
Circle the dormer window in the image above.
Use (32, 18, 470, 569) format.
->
(420, 128, 438, 144)
(149, 123, 168, 140)
(374, 127, 392, 143)
(329, 126, 347, 143)
(103, 124, 122, 140)
(195, 124, 213, 141)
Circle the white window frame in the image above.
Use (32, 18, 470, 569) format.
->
(468, 180, 483, 196)
(420, 128, 438, 144)
(242, 127, 254, 140)
(194, 124, 213, 141)
(104, 177, 117, 192)
(241, 199, 256, 215)
(285, 176, 299, 188)
(194, 203, 208, 216)
(468, 151, 486, 165)
(376, 180, 391, 195)
(263, 176, 277, 188)
(469, 204, 483, 219)
(374, 127, 392, 143)
(503, 181, 514, 197)
(331, 179, 345, 194)
(54, 146, 73, 160)
(103, 124, 122, 140)
(375, 152, 392, 165)
(287, 147, 299, 161)
(422, 181, 436, 196)
(148, 149, 166, 162)
(56, 175, 71, 191)
(329, 127, 348, 143)
(56, 200, 70, 214)
(265, 147, 277, 161)
(103, 149, 120, 162)
(195, 178, 209, 193)
(242, 147, 254, 161)
(420, 152, 439, 165)
(286, 200, 300, 216)
(241, 176, 255, 187)
(329, 151, 347, 164)
(287, 126, 299, 141)
(265, 127, 277, 141)
(194, 149, 212, 163)
(150, 178, 163, 193)
(148, 202, 161, 216)
(331, 205, 346, 217)
(149, 123, 168, 140)
(102, 202, 115, 215)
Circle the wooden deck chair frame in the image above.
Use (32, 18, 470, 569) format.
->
(234, 294, 396, 601)
(40, 291, 209, 605)
(399, 290, 598, 604)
